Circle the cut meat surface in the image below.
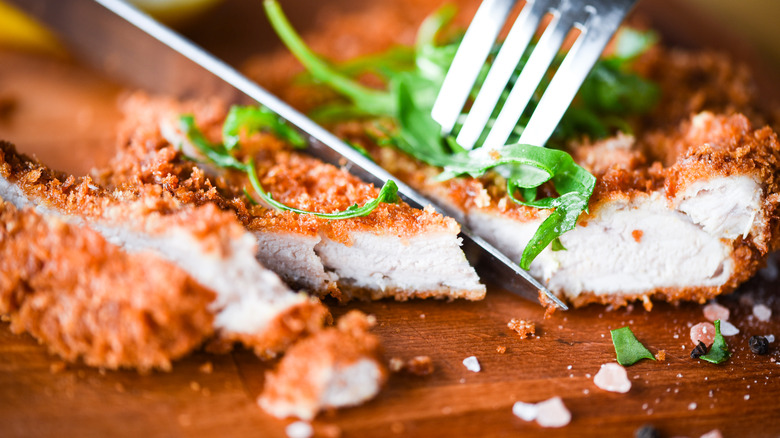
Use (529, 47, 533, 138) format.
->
(0, 141, 328, 362)
(105, 94, 485, 302)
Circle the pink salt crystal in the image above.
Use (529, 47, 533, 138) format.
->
(690, 322, 716, 347)
(700, 429, 723, 438)
(535, 397, 571, 428)
(753, 304, 772, 322)
(593, 363, 631, 393)
(702, 302, 730, 322)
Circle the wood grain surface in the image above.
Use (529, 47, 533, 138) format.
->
(2, 1, 780, 437)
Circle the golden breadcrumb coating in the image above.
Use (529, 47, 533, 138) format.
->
(1, 141, 329, 359)
(0, 198, 215, 372)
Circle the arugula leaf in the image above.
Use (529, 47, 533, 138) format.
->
(179, 114, 399, 219)
(263, 0, 395, 116)
(264, 0, 658, 268)
(699, 320, 731, 365)
(610, 326, 656, 366)
(223, 105, 306, 151)
(439, 143, 595, 269)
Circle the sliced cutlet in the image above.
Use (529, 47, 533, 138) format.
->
(103, 94, 485, 302)
(0, 141, 329, 358)
(0, 195, 214, 372)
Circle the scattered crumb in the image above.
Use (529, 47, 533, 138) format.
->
(389, 356, 434, 375)
(631, 229, 643, 243)
(703, 302, 730, 322)
(720, 321, 740, 336)
(462, 356, 481, 373)
(496, 346, 507, 354)
(114, 383, 125, 393)
(701, 430, 723, 438)
(512, 397, 571, 428)
(189, 381, 201, 392)
(405, 356, 434, 376)
(593, 363, 631, 393)
(690, 322, 716, 346)
(753, 304, 772, 322)
(49, 361, 67, 374)
(286, 421, 313, 438)
(507, 319, 536, 339)
(419, 314, 425, 319)
(655, 350, 666, 361)
(199, 362, 213, 374)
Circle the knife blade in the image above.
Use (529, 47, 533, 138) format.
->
(9, 0, 567, 310)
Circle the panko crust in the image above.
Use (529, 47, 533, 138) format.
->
(0, 198, 215, 372)
(1, 141, 328, 359)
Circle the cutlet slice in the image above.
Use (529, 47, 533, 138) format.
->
(363, 113, 780, 308)
(105, 94, 485, 302)
(0, 196, 214, 372)
(0, 141, 328, 359)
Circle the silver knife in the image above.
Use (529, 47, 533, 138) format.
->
(11, 0, 567, 310)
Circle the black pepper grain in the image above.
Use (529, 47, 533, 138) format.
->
(749, 336, 769, 355)
(635, 424, 660, 438)
(691, 341, 708, 359)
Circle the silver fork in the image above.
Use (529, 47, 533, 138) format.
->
(431, 0, 638, 149)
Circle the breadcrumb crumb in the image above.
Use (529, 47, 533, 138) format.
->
(496, 346, 507, 354)
(508, 319, 536, 339)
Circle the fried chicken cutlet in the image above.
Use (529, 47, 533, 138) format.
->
(102, 94, 485, 302)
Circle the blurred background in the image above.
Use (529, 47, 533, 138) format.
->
(2, 0, 779, 71)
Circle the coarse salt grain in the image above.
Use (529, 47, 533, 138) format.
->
(688, 402, 697, 410)
(536, 397, 571, 428)
(593, 363, 631, 393)
(700, 430, 723, 438)
(753, 304, 772, 322)
(462, 356, 481, 372)
(766, 334, 775, 343)
(513, 397, 571, 428)
(720, 320, 740, 336)
(691, 322, 716, 346)
(703, 302, 730, 322)
(744, 395, 750, 400)
(286, 421, 313, 438)
(512, 401, 539, 421)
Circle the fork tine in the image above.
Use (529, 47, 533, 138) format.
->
(483, 0, 590, 148)
(519, 0, 637, 146)
(456, 0, 551, 150)
(431, 0, 518, 135)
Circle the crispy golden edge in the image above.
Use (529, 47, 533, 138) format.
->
(0, 198, 215, 372)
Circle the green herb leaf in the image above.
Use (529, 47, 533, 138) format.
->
(179, 114, 399, 219)
(223, 105, 306, 150)
(611, 326, 656, 366)
(699, 320, 731, 365)
(440, 143, 595, 269)
(263, 0, 395, 116)
(265, 1, 658, 268)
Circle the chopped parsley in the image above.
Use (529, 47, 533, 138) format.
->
(698, 320, 731, 365)
(610, 326, 656, 366)
(264, 0, 658, 267)
(178, 110, 400, 219)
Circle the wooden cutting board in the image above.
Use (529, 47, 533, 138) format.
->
(1, 1, 780, 437)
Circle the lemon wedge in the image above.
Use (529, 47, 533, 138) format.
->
(0, 1, 63, 55)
